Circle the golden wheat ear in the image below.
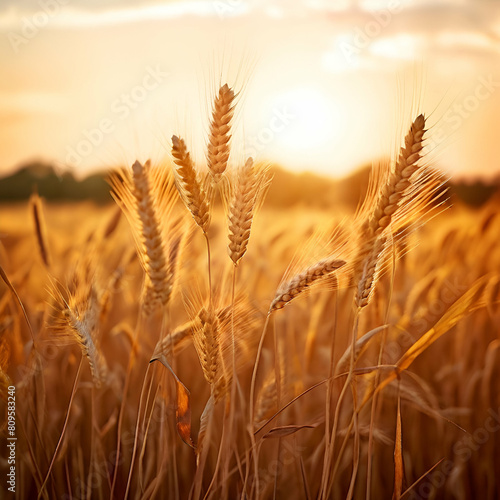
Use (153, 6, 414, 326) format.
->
(270, 258, 346, 312)
(226, 158, 271, 266)
(48, 272, 108, 387)
(366, 114, 427, 237)
(30, 192, 51, 269)
(192, 306, 227, 402)
(109, 160, 175, 312)
(171, 135, 211, 234)
(353, 114, 444, 308)
(207, 83, 235, 182)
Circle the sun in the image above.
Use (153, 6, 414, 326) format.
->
(270, 86, 341, 153)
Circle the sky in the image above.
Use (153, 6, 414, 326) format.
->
(0, 0, 499, 180)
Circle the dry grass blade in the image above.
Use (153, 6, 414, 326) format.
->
(368, 275, 490, 401)
(193, 396, 215, 499)
(392, 389, 403, 500)
(207, 83, 235, 181)
(0, 264, 36, 343)
(151, 354, 194, 448)
(395, 276, 489, 373)
(262, 423, 318, 439)
(400, 459, 445, 499)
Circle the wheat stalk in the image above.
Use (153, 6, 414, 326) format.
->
(207, 84, 235, 181)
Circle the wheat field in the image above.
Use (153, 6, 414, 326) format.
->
(1, 85, 500, 500)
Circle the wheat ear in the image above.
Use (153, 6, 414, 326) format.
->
(270, 258, 346, 312)
(368, 114, 426, 236)
(207, 83, 235, 181)
(227, 158, 269, 265)
(354, 115, 427, 307)
(30, 193, 51, 268)
(193, 306, 226, 401)
(152, 318, 200, 359)
(51, 281, 107, 386)
(171, 135, 211, 234)
(355, 236, 387, 308)
(110, 160, 172, 312)
(133, 161, 173, 309)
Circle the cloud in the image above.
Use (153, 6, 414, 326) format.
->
(317, 0, 500, 72)
(0, 1, 251, 31)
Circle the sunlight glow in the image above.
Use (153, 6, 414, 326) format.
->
(270, 87, 340, 152)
